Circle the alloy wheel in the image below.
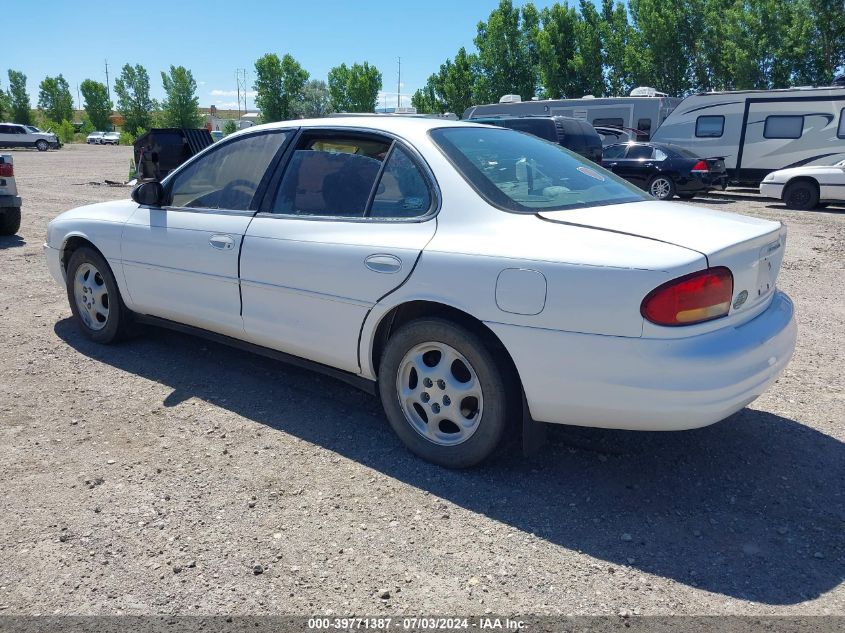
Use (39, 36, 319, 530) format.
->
(73, 263, 110, 330)
(396, 341, 483, 446)
(650, 177, 672, 199)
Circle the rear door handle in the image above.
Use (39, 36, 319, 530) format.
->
(209, 234, 235, 250)
(365, 254, 402, 273)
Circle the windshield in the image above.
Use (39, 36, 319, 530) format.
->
(430, 127, 646, 212)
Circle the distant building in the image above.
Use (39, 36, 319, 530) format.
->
(199, 107, 258, 131)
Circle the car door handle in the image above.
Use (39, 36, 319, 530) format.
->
(365, 254, 402, 273)
(209, 234, 235, 250)
(605, 162, 618, 168)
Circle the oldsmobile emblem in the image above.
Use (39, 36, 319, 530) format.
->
(733, 290, 749, 310)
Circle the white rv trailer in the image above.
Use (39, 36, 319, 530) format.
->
(463, 88, 682, 145)
(651, 86, 845, 184)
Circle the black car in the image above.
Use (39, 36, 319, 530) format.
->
(469, 115, 603, 164)
(601, 142, 728, 200)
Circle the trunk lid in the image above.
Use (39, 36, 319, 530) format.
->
(705, 157, 726, 173)
(539, 200, 787, 320)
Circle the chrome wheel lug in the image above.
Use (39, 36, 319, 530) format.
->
(437, 379, 446, 389)
(431, 403, 441, 414)
(443, 395, 451, 406)
(421, 392, 430, 403)
(423, 377, 433, 388)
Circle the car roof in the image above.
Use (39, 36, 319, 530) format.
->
(241, 115, 489, 136)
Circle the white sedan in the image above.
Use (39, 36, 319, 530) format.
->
(760, 159, 845, 210)
(44, 117, 796, 468)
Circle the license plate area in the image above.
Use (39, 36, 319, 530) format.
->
(755, 240, 781, 299)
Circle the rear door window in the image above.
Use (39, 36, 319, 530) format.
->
(369, 146, 432, 218)
(625, 145, 654, 160)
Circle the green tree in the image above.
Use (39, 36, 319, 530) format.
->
(474, 0, 538, 103)
(114, 64, 155, 133)
(295, 79, 332, 118)
(254, 53, 309, 122)
(80, 79, 112, 131)
(8, 70, 32, 125)
(601, 0, 634, 96)
(38, 75, 74, 124)
(535, 3, 580, 98)
(575, 1, 607, 96)
(160, 65, 202, 128)
(0, 77, 8, 121)
(437, 48, 478, 115)
(328, 62, 382, 113)
(411, 81, 444, 114)
(222, 119, 238, 135)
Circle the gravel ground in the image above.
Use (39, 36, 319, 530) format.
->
(0, 144, 842, 616)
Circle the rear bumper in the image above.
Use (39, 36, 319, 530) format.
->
(0, 195, 21, 208)
(678, 173, 728, 193)
(487, 291, 796, 431)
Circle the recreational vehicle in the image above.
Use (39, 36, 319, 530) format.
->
(651, 86, 845, 184)
(463, 88, 682, 145)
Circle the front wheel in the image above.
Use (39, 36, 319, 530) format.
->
(35, 139, 48, 152)
(66, 247, 131, 343)
(783, 181, 819, 210)
(649, 175, 676, 200)
(0, 207, 21, 235)
(378, 318, 513, 468)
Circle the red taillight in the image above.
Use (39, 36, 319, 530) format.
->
(0, 163, 12, 178)
(691, 160, 709, 173)
(641, 267, 733, 326)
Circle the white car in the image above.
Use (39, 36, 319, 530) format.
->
(87, 131, 106, 144)
(0, 122, 58, 151)
(101, 131, 120, 145)
(760, 160, 845, 210)
(44, 117, 796, 467)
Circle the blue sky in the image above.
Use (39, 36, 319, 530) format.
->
(3, 0, 572, 112)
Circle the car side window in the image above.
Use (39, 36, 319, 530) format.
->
(653, 148, 668, 161)
(625, 145, 654, 160)
(602, 144, 626, 159)
(272, 134, 391, 217)
(695, 115, 724, 138)
(369, 146, 432, 218)
(168, 131, 288, 211)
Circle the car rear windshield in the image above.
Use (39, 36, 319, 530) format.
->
(430, 127, 646, 213)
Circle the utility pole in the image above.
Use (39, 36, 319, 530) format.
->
(76, 84, 81, 111)
(397, 57, 401, 109)
(236, 69, 242, 121)
(104, 59, 110, 102)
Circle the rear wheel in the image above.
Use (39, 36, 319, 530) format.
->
(66, 247, 131, 343)
(649, 175, 676, 200)
(783, 180, 819, 210)
(35, 139, 48, 152)
(0, 207, 21, 235)
(378, 318, 513, 468)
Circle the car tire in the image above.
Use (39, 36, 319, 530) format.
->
(35, 139, 49, 152)
(378, 318, 514, 468)
(649, 175, 676, 200)
(783, 180, 820, 210)
(66, 246, 131, 344)
(0, 207, 21, 235)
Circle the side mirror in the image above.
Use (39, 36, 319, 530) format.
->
(131, 181, 165, 207)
